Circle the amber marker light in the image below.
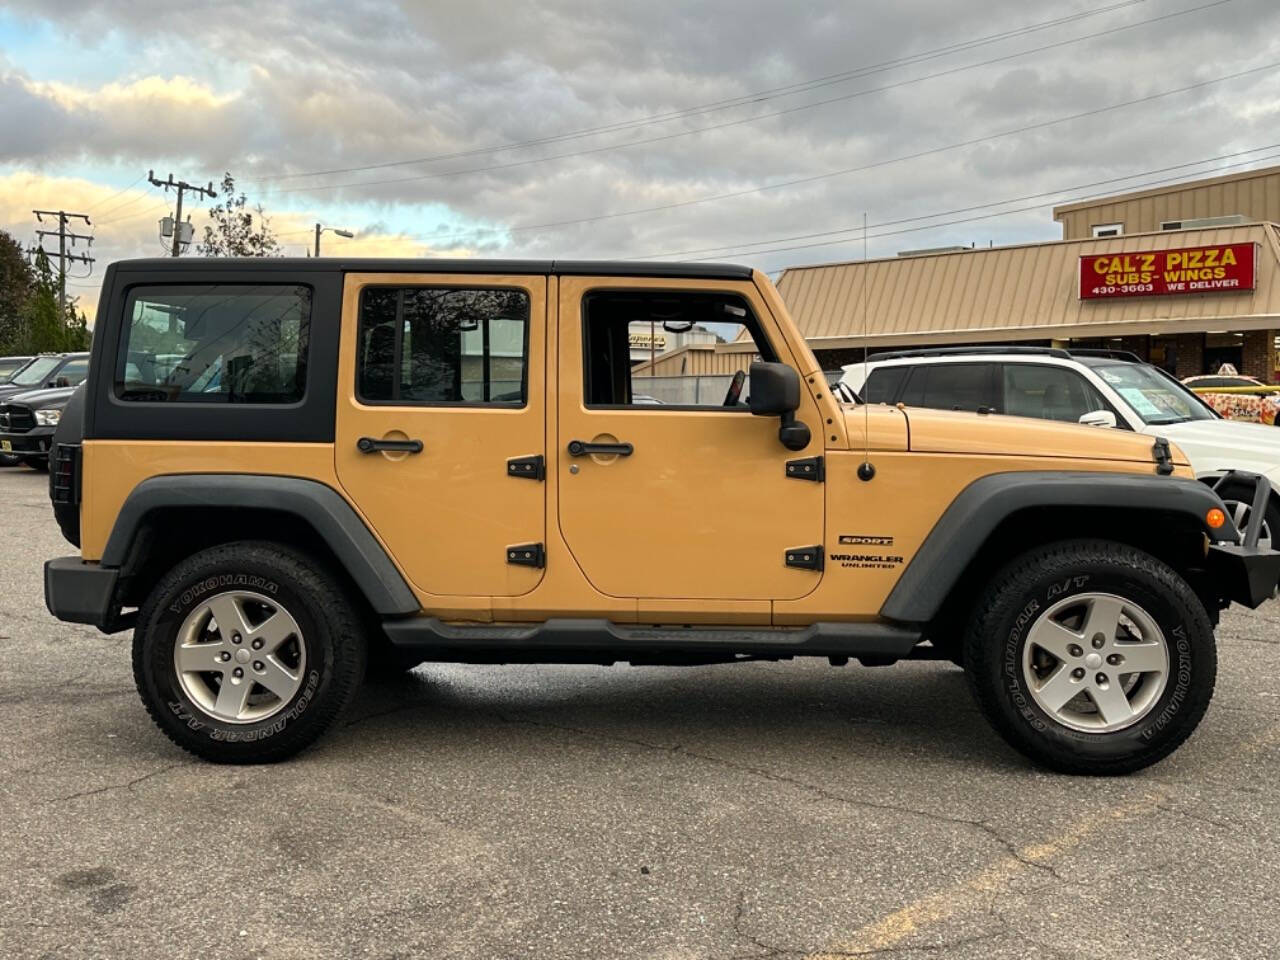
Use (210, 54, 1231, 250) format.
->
(1206, 508, 1227, 530)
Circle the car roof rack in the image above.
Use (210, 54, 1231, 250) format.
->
(1066, 348, 1143, 362)
(861, 345, 1147, 364)
(864, 345, 1072, 362)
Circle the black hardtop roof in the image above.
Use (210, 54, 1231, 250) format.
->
(108, 258, 754, 281)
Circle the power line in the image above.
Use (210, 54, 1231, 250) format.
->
(726, 151, 1280, 269)
(350, 58, 1280, 252)
(83, 173, 147, 213)
(642, 144, 1280, 260)
(252, 0, 1147, 184)
(96, 198, 172, 228)
(92, 183, 162, 221)
(270, 0, 1225, 198)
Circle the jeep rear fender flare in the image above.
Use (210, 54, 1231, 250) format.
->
(879, 471, 1236, 623)
(102, 475, 419, 616)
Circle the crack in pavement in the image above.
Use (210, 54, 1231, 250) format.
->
(1221, 634, 1280, 646)
(489, 709, 1073, 881)
(730, 883, 1010, 960)
(42, 762, 189, 804)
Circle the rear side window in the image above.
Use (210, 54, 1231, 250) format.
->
(1001, 364, 1108, 423)
(55, 358, 89, 386)
(900, 363, 996, 411)
(116, 284, 311, 403)
(863, 366, 908, 403)
(356, 286, 529, 405)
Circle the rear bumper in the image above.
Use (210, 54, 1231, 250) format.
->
(44, 557, 123, 631)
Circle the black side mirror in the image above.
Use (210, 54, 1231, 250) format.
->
(748, 361, 811, 451)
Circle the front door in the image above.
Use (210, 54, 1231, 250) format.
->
(336, 273, 546, 598)
(555, 276, 825, 602)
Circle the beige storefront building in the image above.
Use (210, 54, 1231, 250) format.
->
(779, 165, 1280, 382)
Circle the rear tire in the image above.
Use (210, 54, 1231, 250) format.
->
(964, 539, 1215, 775)
(132, 541, 367, 763)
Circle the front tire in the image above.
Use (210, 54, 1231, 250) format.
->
(1215, 479, 1279, 551)
(964, 539, 1216, 775)
(132, 541, 367, 763)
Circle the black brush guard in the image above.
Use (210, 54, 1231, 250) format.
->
(1208, 471, 1280, 609)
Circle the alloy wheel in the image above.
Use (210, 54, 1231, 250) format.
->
(172, 590, 306, 724)
(1021, 592, 1169, 734)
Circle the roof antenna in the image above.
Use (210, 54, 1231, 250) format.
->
(857, 210, 876, 482)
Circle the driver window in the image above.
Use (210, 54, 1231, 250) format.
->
(581, 291, 773, 408)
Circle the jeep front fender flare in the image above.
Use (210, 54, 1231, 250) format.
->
(879, 471, 1237, 623)
(102, 474, 419, 616)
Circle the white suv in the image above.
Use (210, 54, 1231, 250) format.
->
(837, 347, 1280, 544)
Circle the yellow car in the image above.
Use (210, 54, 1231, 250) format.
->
(41, 258, 1280, 774)
(1184, 374, 1280, 425)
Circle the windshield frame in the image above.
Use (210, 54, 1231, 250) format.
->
(1092, 362, 1219, 426)
(11, 355, 62, 387)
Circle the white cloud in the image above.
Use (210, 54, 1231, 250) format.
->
(0, 0, 1278, 293)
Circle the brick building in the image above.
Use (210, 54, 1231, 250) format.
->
(780, 165, 1280, 383)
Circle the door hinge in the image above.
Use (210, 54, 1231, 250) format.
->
(784, 545, 823, 571)
(507, 454, 545, 481)
(785, 456, 824, 482)
(1152, 437, 1175, 476)
(506, 543, 545, 568)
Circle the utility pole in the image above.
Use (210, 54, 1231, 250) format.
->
(148, 171, 216, 257)
(32, 210, 94, 317)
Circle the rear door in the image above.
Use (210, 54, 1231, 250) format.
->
(335, 273, 547, 597)
(899, 362, 998, 413)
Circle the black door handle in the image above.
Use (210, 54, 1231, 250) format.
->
(357, 436, 423, 454)
(567, 440, 634, 457)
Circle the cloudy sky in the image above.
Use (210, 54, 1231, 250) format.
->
(2, 0, 1279, 321)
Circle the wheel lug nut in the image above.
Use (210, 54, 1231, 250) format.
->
(251, 639, 263, 650)
(231, 633, 242, 645)
(253, 661, 264, 672)
(1068, 644, 1083, 658)
(1107, 654, 1123, 666)
(219, 651, 231, 662)
(232, 667, 243, 679)
(1092, 634, 1106, 649)
(1095, 672, 1108, 687)
(1071, 668, 1085, 680)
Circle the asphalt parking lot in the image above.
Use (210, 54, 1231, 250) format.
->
(2, 467, 1279, 959)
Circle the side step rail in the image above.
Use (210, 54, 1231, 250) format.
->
(383, 617, 922, 665)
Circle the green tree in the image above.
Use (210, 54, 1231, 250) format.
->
(0, 229, 34, 352)
(60, 301, 91, 351)
(9, 250, 91, 354)
(197, 172, 280, 257)
(21, 250, 66, 353)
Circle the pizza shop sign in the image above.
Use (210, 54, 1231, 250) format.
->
(1079, 243, 1256, 300)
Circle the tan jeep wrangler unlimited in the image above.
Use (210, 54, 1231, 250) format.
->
(43, 258, 1280, 773)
